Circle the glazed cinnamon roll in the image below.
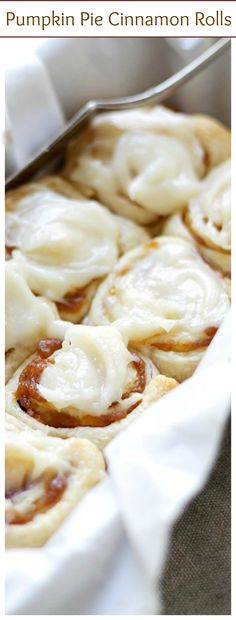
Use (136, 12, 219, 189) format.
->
(162, 159, 231, 278)
(63, 106, 230, 225)
(5, 176, 148, 323)
(5, 260, 59, 383)
(5, 429, 105, 547)
(86, 237, 230, 381)
(5, 324, 177, 448)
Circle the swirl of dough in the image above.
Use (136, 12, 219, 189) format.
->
(185, 159, 231, 254)
(64, 106, 230, 224)
(86, 237, 230, 380)
(5, 176, 148, 322)
(5, 430, 105, 547)
(5, 323, 177, 448)
(162, 160, 231, 277)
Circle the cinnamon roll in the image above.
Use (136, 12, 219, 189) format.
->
(86, 237, 230, 381)
(5, 260, 59, 383)
(5, 324, 177, 448)
(63, 106, 230, 225)
(5, 176, 148, 323)
(5, 429, 105, 547)
(162, 159, 231, 278)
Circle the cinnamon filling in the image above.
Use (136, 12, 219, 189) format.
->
(56, 279, 99, 316)
(16, 339, 146, 428)
(37, 339, 62, 358)
(5, 472, 68, 525)
(145, 240, 159, 250)
(121, 352, 146, 398)
(56, 288, 88, 314)
(5, 245, 14, 258)
(149, 327, 218, 352)
(16, 339, 62, 415)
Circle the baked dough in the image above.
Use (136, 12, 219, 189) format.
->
(162, 159, 231, 276)
(5, 323, 177, 448)
(138, 347, 205, 383)
(5, 260, 59, 383)
(5, 429, 105, 547)
(5, 176, 148, 323)
(86, 236, 230, 380)
(63, 106, 231, 225)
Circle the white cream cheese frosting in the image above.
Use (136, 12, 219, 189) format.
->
(38, 325, 137, 415)
(65, 106, 206, 223)
(5, 260, 58, 352)
(6, 187, 120, 301)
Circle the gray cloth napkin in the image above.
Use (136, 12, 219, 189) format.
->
(161, 421, 231, 615)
